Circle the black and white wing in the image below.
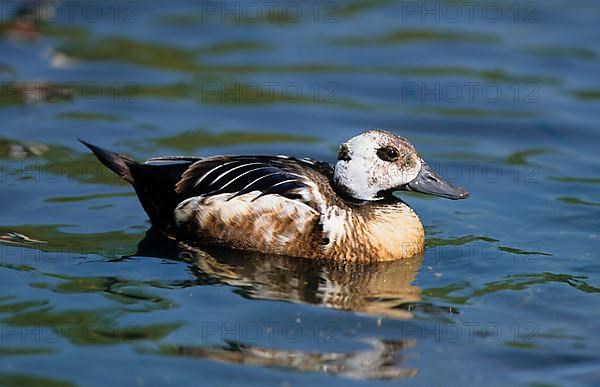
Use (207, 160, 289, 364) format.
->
(174, 156, 332, 210)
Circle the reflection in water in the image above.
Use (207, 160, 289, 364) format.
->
(136, 229, 424, 319)
(0, 138, 49, 159)
(152, 339, 418, 380)
(134, 229, 424, 379)
(0, 231, 47, 245)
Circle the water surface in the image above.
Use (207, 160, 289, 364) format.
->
(1, 0, 599, 385)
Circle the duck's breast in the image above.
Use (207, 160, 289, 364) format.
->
(321, 203, 425, 261)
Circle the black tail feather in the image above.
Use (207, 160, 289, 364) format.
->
(80, 140, 194, 228)
(79, 139, 137, 183)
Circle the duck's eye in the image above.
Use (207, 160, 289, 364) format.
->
(377, 146, 400, 162)
(337, 144, 351, 161)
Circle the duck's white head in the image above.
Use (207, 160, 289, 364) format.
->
(333, 130, 469, 201)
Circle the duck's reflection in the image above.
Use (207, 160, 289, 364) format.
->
(135, 229, 424, 379)
(137, 228, 424, 319)
(155, 339, 418, 380)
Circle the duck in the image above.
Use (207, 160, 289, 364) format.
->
(81, 129, 468, 261)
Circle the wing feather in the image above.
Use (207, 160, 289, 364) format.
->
(175, 156, 331, 210)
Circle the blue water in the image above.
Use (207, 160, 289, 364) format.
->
(1, 0, 600, 385)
